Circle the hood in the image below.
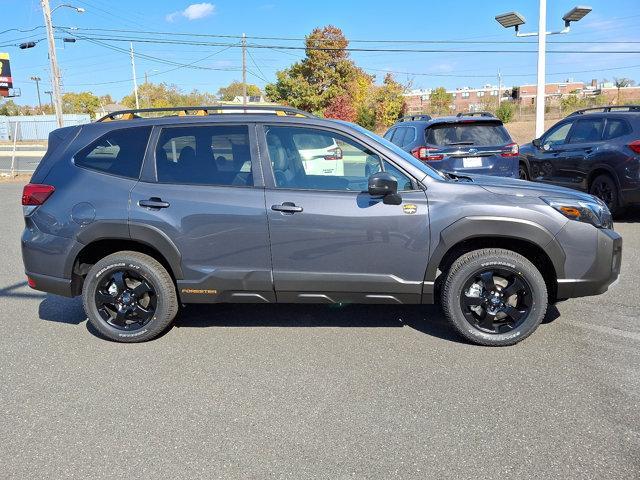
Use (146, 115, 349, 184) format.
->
(458, 173, 597, 202)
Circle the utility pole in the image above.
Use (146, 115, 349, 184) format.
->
(497, 69, 502, 107)
(130, 43, 140, 110)
(535, 0, 547, 138)
(242, 33, 247, 106)
(44, 90, 53, 109)
(41, 0, 63, 127)
(30, 76, 43, 109)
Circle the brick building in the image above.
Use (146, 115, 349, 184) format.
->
(404, 85, 508, 115)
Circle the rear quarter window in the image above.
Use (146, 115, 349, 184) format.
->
(74, 127, 152, 179)
(603, 119, 632, 140)
(425, 122, 511, 146)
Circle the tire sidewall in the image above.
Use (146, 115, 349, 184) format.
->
(445, 253, 547, 345)
(590, 175, 618, 211)
(83, 256, 171, 342)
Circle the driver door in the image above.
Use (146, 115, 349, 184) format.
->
(259, 124, 431, 304)
(528, 120, 574, 184)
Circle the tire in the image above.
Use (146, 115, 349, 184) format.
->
(518, 163, 529, 180)
(82, 251, 178, 342)
(441, 248, 548, 347)
(589, 174, 619, 213)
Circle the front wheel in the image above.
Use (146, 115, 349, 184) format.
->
(82, 251, 178, 342)
(441, 248, 548, 346)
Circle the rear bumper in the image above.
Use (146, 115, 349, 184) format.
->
(430, 156, 518, 178)
(556, 228, 622, 299)
(25, 271, 74, 297)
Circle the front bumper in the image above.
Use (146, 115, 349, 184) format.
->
(556, 228, 622, 299)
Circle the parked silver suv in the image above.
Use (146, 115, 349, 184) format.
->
(21, 106, 622, 346)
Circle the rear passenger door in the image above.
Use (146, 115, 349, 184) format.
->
(129, 123, 273, 303)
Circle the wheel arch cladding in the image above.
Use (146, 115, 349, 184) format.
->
(426, 216, 564, 298)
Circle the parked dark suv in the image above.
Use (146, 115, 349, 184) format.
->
(384, 112, 519, 178)
(21, 106, 621, 346)
(519, 106, 640, 212)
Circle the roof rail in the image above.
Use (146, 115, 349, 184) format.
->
(456, 111, 496, 118)
(399, 114, 432, 122)
(96, 105, 314, 122)
(568, 105, 640, 116)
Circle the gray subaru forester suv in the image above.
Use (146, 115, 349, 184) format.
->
(21, 106, 622, 346)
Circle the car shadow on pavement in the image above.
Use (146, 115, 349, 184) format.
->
(0, 281, 47, 300)
(34, 294, 562, 345)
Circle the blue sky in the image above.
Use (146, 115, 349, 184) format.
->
(2, 0, 640, 105)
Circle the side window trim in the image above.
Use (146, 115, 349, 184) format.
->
(257, 122, 420, 192)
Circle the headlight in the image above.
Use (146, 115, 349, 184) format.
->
(542, 196, 613, 229)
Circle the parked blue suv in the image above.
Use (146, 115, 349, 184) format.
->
(384, 113, 519, 178)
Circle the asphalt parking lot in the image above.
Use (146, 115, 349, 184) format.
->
(0, 181, 638, 479)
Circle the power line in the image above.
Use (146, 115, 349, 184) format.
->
(56, 25, 640, 45)
(53, 32, 640, 54)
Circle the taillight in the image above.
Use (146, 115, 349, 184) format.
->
(22, 183, 55, 206)
(501, 143, 519, 157)
(628, 140, 640, 154)
(411, 146, 444, 161)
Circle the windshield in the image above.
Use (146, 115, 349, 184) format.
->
(426, 122, 510, 147)
(336, 121, 446, 180)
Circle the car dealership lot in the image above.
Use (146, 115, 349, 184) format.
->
(0, 182, 638, 479)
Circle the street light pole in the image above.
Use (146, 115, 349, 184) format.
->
(535, 0, 547, 138)
(41, 0, 64, 127)
(44, 90, 53, 109)
(30, 76, 43, 109)
(242, 33, 247, 106)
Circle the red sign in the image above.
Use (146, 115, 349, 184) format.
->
(0, 53, 13, 97)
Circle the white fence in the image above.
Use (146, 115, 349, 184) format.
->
(0, 114, 90, 141)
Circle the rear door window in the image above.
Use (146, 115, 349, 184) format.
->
(603, 119, 632, 140)
(425, 122, 510, 146)
(74, 126, 152, 179)
(391, 127, 407, 147)
(156, 125, 253, 186)
(568, 118, 604, 143)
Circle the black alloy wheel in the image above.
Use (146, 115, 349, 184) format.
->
(589, 174, 618, 212)
(459, 268, 532, 335)
(94, 269, 157, 331)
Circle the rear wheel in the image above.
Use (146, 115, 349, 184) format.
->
(441, 248, 548, 346)
(82, 251, 178, 342)
(589, 174, 619, 213)
(518, 163, 529, 180)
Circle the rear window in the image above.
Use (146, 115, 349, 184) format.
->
(425, 122, 510, 147)
(74, 127, 151, 179)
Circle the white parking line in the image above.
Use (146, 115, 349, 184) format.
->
(565, 320, 640, 342)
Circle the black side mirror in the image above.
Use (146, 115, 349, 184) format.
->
(368, 172, 402, 205)
(532, 138, 541, 148)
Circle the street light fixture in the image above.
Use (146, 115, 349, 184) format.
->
(50, 4, 85, 14)
(562, 6, 592, 25)
(495, 2, 592, 138)
(30, 76, 43, 109)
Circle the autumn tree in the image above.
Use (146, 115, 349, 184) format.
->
(373, 74, 406, 130)
(265, 25, 368, 115)
(429, 87, 452, 115)
(217, 81, 262, 101)
(324, 94, 357, 121)
(62, 91, 101, 117)
(122, 82, 216, 109)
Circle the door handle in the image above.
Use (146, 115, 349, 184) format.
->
(139, 197, 170, 209)
(271, 202, 303, 214)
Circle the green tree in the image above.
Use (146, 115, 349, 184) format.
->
(122, 82, 216, 109)
(373, 73, 405, 130)
(495, 101, 515, 123)
(0, 99, 23, 116)
(429, 87, 452, 115)
(62, 91, 102, 117)
(217, 81, 262, 101)
(265, 25, 368, 115)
